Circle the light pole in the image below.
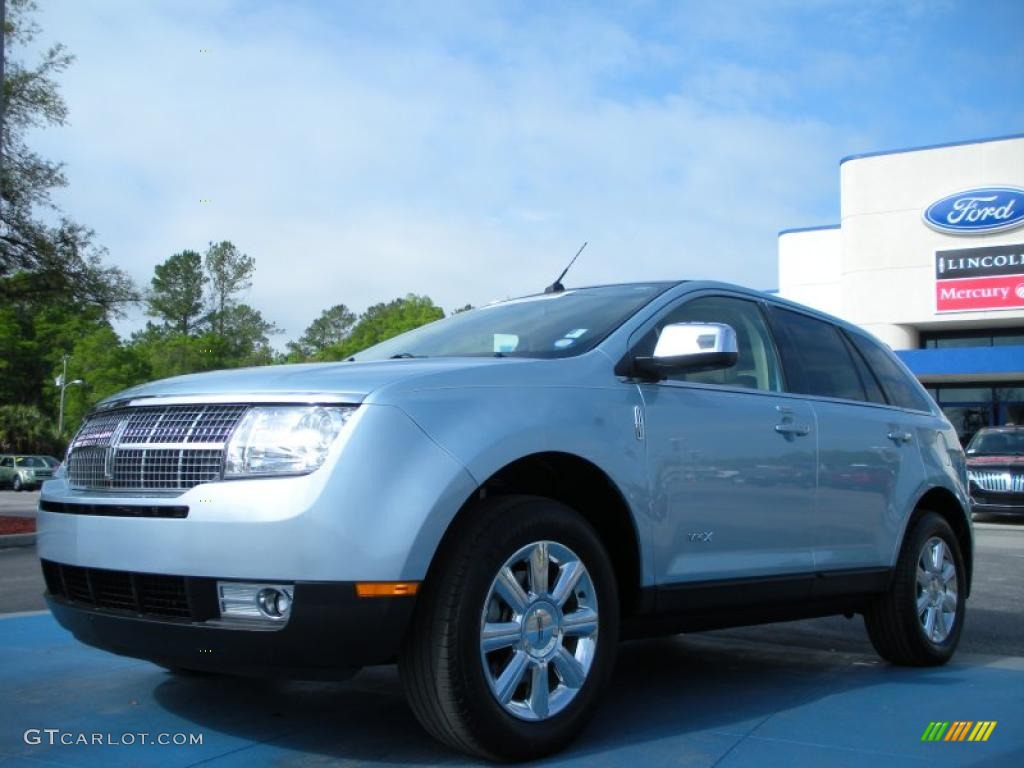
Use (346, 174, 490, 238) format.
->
(56, 355, 84, 436)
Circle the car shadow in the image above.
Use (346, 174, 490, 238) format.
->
(150, 633, 955, 765)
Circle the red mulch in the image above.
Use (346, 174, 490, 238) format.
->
(0, 516, 35, 535)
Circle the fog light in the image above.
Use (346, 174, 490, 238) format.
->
(256, 587, 292, 618)
(218, 582, 293, 623)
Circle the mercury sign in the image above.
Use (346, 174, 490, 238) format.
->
(935, 243, 1024, 313)
(924, 187, 1024, 235)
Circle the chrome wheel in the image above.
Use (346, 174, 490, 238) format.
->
(479, 540, 599, 721)
(916, 536, 958, 643)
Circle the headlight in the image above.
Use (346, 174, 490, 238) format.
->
(224, 406, 356, 478)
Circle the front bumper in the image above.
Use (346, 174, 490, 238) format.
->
(971, 501, 1024, 516)
(36, 403, 477, 582)
(45, 574, 416, 679)
(971, 490, 1024, 516)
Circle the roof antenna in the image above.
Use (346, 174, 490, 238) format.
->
(545, 241, 587, 294)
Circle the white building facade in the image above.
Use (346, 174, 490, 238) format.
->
(778, 133, 1024, 443)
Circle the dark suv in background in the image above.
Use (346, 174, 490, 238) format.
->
(967, 426, 1024, 517)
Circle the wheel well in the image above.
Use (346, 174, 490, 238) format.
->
(912, 487, 973, 596)
(445, 452, 642, 618)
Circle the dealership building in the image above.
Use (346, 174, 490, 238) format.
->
(778, 133, 1024, 443)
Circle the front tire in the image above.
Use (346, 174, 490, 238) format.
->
(864, 511, 966, 666)
(12, 476, 23, 492)
(399, 495, 619, 761)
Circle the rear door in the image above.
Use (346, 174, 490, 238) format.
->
(633, 293, 818, 587)
(767, 306, 925, 573)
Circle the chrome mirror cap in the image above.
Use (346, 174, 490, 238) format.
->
(634, 322, 739, 380)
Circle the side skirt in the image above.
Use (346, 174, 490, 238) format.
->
(623, 567, 892, 639)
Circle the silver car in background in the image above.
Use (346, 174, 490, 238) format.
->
(37, 281, 972, 761)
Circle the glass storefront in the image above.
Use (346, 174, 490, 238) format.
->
(925, 384, 1024, 445)
(921, 327, 1024, 349)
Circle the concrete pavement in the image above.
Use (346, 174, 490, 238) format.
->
(0, 490, 39, 518)
(2, 505, 1021, 766)
(0, 610, 1020, 767)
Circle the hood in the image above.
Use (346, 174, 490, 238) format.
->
(97, 357, 531, 407)
(967, 454, 1024, 468)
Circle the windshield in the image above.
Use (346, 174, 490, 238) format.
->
(15, 457, 48, 468)
(351, 283, 674, 361)
(966, 430, 1024, 456)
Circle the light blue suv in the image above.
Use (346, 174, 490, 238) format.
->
(37, 281, 972, 760)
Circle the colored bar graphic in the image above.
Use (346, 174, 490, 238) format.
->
(973, 722, 997, 742)
(945, 721, 972, 741)
(922, 721, 996, 742)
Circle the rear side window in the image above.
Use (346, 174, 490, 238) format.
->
(768, 307, 867, 401)
(847, 332, 934, 412)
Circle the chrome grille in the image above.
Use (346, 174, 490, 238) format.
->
(68, 405, 247, 492)
(969, 470, 1024, 493)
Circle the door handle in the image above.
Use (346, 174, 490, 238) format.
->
(887, 430, 913, 445)
(775, 423, 811, 437)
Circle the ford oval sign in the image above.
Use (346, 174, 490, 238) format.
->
(924, 186, 1024, 235)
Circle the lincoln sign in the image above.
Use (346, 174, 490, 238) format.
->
(935, 243, 1024, 313)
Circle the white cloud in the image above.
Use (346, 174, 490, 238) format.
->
(25, 0, 870, 346)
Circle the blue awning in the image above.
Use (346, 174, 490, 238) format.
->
(896, 345, 1024, 381)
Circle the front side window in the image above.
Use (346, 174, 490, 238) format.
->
(0, 457, 11, 468)
(847, 331, 934, 412)
(769, 307, 867, 401)
(636, 295, 783, 391)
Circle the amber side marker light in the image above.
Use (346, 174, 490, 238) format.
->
(356, 582, 420, 598)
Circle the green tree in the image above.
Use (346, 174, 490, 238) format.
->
(0, 0, 136, 310)
(286, 304, 356, 361)
(0, 291, 111, 412)
(204, 240, 254, 334)
(130, 303, 280, 379)
(322, 294, 444, 360)
(217, 304, 280, 366)
(146, 250, 206, 333)
(57, 325, 151, 436)
(0, 404, 57, 454)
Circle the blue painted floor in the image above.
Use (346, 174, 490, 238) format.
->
(1, 612, 1021, 767)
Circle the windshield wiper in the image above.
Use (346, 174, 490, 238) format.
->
(389, 352, 426, 359)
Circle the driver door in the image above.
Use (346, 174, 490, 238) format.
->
(633, 294, 818, 591)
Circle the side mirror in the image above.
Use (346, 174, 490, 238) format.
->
(633, 322, 739, 380)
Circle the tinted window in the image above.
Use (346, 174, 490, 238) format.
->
(638, 296, 783, 391)
(0, 457, 11, 468)
(769, 308, 866, 401)
(848, 332, 934, 412)
(842, 333, 887, 404)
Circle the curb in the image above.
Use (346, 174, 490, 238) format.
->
(0, 533, 36, 549)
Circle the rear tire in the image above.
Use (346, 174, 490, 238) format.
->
(399, 495, 619, 761)
(12, 476, 23, 492)
(864, 511, 966, 666)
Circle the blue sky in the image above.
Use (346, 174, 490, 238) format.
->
(24, 0, 1024, 344)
